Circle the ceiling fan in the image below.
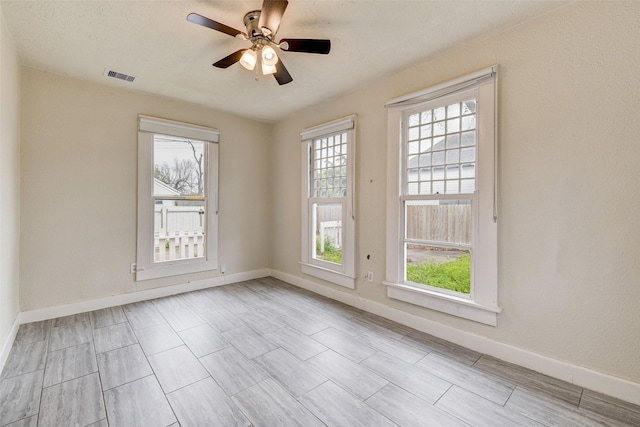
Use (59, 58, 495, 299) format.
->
(187, 0, 331, 85)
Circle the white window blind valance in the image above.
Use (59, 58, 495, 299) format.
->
(300, 115, 356, 141)
(139, 115, 219, 143)
(385, 66, 496, 109)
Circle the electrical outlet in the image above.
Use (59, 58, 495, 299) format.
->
(366, 271, 374, 282)
(130, 263, 137, 274)
(220, 264, 226, 274)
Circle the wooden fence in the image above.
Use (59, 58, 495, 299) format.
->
(319, 220, 342, 251)
(315, 204, 343, 250)
(406, 204, 471, 244)
(154, 205, 204, 261)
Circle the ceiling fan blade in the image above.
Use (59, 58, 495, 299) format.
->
(212, 50, 246, 69)
(273, 60, 293, 85)
(187, 13, 243, 38)
(258, 0, 288, 35)
(279, 38, 331, 54)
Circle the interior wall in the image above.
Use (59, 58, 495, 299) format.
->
(0, 5, 21, 353)
(20, 68, 271, 311)
(270, 1, 640, 384)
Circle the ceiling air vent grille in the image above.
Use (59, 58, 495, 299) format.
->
(103, 69, 137, 83)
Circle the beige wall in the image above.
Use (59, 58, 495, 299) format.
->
(0, 5, 21, 352)
(270, 1, 640, 383)
(10, 0, 640, 391)
(20, 68, 271, 310)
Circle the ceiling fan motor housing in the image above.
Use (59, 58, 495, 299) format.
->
(244, 10, 269, 44)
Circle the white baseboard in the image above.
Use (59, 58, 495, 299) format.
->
(0, 315, 20, 376)
(271, 269, 640, 406)
(19, 268, 270, 325)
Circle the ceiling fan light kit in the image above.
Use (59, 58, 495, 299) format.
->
(187, 0, 331, 85)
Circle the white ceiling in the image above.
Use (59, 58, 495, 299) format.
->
(1, 0, 568, 122)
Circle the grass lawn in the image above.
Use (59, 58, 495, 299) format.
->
(320, 248, 342, 264)
(406, 254, 470, 294)
(315, 236, 342, 264)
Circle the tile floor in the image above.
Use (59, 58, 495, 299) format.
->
(1, 277, 639, 427)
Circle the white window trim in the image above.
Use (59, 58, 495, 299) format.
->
(300, 115, 357, 289)
(384, 67, 501, 326)
(136, 115, 219, 281)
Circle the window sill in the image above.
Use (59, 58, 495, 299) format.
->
(300, 262, 355, 289)
(383, 281, 501, 326)
(136, 259, 218, 281)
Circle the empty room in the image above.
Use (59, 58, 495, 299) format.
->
(0, 1, 639, 426)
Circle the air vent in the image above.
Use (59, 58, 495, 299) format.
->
(103, 69, 137, 83)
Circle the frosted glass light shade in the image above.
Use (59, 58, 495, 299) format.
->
(239, 49, 257, 70)
(261, 46, 278, 66)
(262, 62, 276, 75)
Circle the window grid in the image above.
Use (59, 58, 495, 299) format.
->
(406, 99, 477, 196)
(313, 132, 347, 198)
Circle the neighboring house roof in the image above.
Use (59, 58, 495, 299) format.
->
(154, 178, 181, 196)
(407, 137, 475, 169)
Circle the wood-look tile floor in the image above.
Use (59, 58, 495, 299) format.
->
(1, 277, 639, 427)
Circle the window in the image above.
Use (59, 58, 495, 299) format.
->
(136, 116, 219, 281)
(300, 116, 356, 288)
(384, 67, 500, 325)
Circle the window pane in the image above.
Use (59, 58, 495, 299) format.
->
(405, 243, 470, 294)
(461, 131, 475, 147)
(153, 135, 205, 197)
(312, 203, 342, 265)
(445, 180, 459, 193)
(461, 179, 475, 193)
(462, 115, 476, 130)
(407, 182, 419, 195)
(405, 200, 471, 244)
(446, 165, 460, 179)
(421, 138, 433, 153)
(446, 118, 460, 133)
(461, 164, 475, 178)
(312, 132, 347, 198)
(404, 199, 471, 294)
(461, 147, 475, 162)
(403, 98, 477, 196)
(447, 102, 461, 118)
(446, 134, 460, 148)
(408, 140, 419, 155)
(462, 99, 476, 114)
(420, 168, 431, 184)
(446, 149, 459, 164)
(408, 127, 420, 141)
(420, 124, 432, 139)
(154, 199, 205, 262)
(432, 151, 445, 165)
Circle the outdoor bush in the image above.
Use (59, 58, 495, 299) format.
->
(315, 235, 342, 264)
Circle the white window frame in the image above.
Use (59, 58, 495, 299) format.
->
(300, 115, 356, 288)
(384, 67, 501, 326)
(136, 115, 219, 281)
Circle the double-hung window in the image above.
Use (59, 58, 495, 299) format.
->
(385, 67, 500, 325)
(300, 116, 356, 288)
(136, 115, 219, 281)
